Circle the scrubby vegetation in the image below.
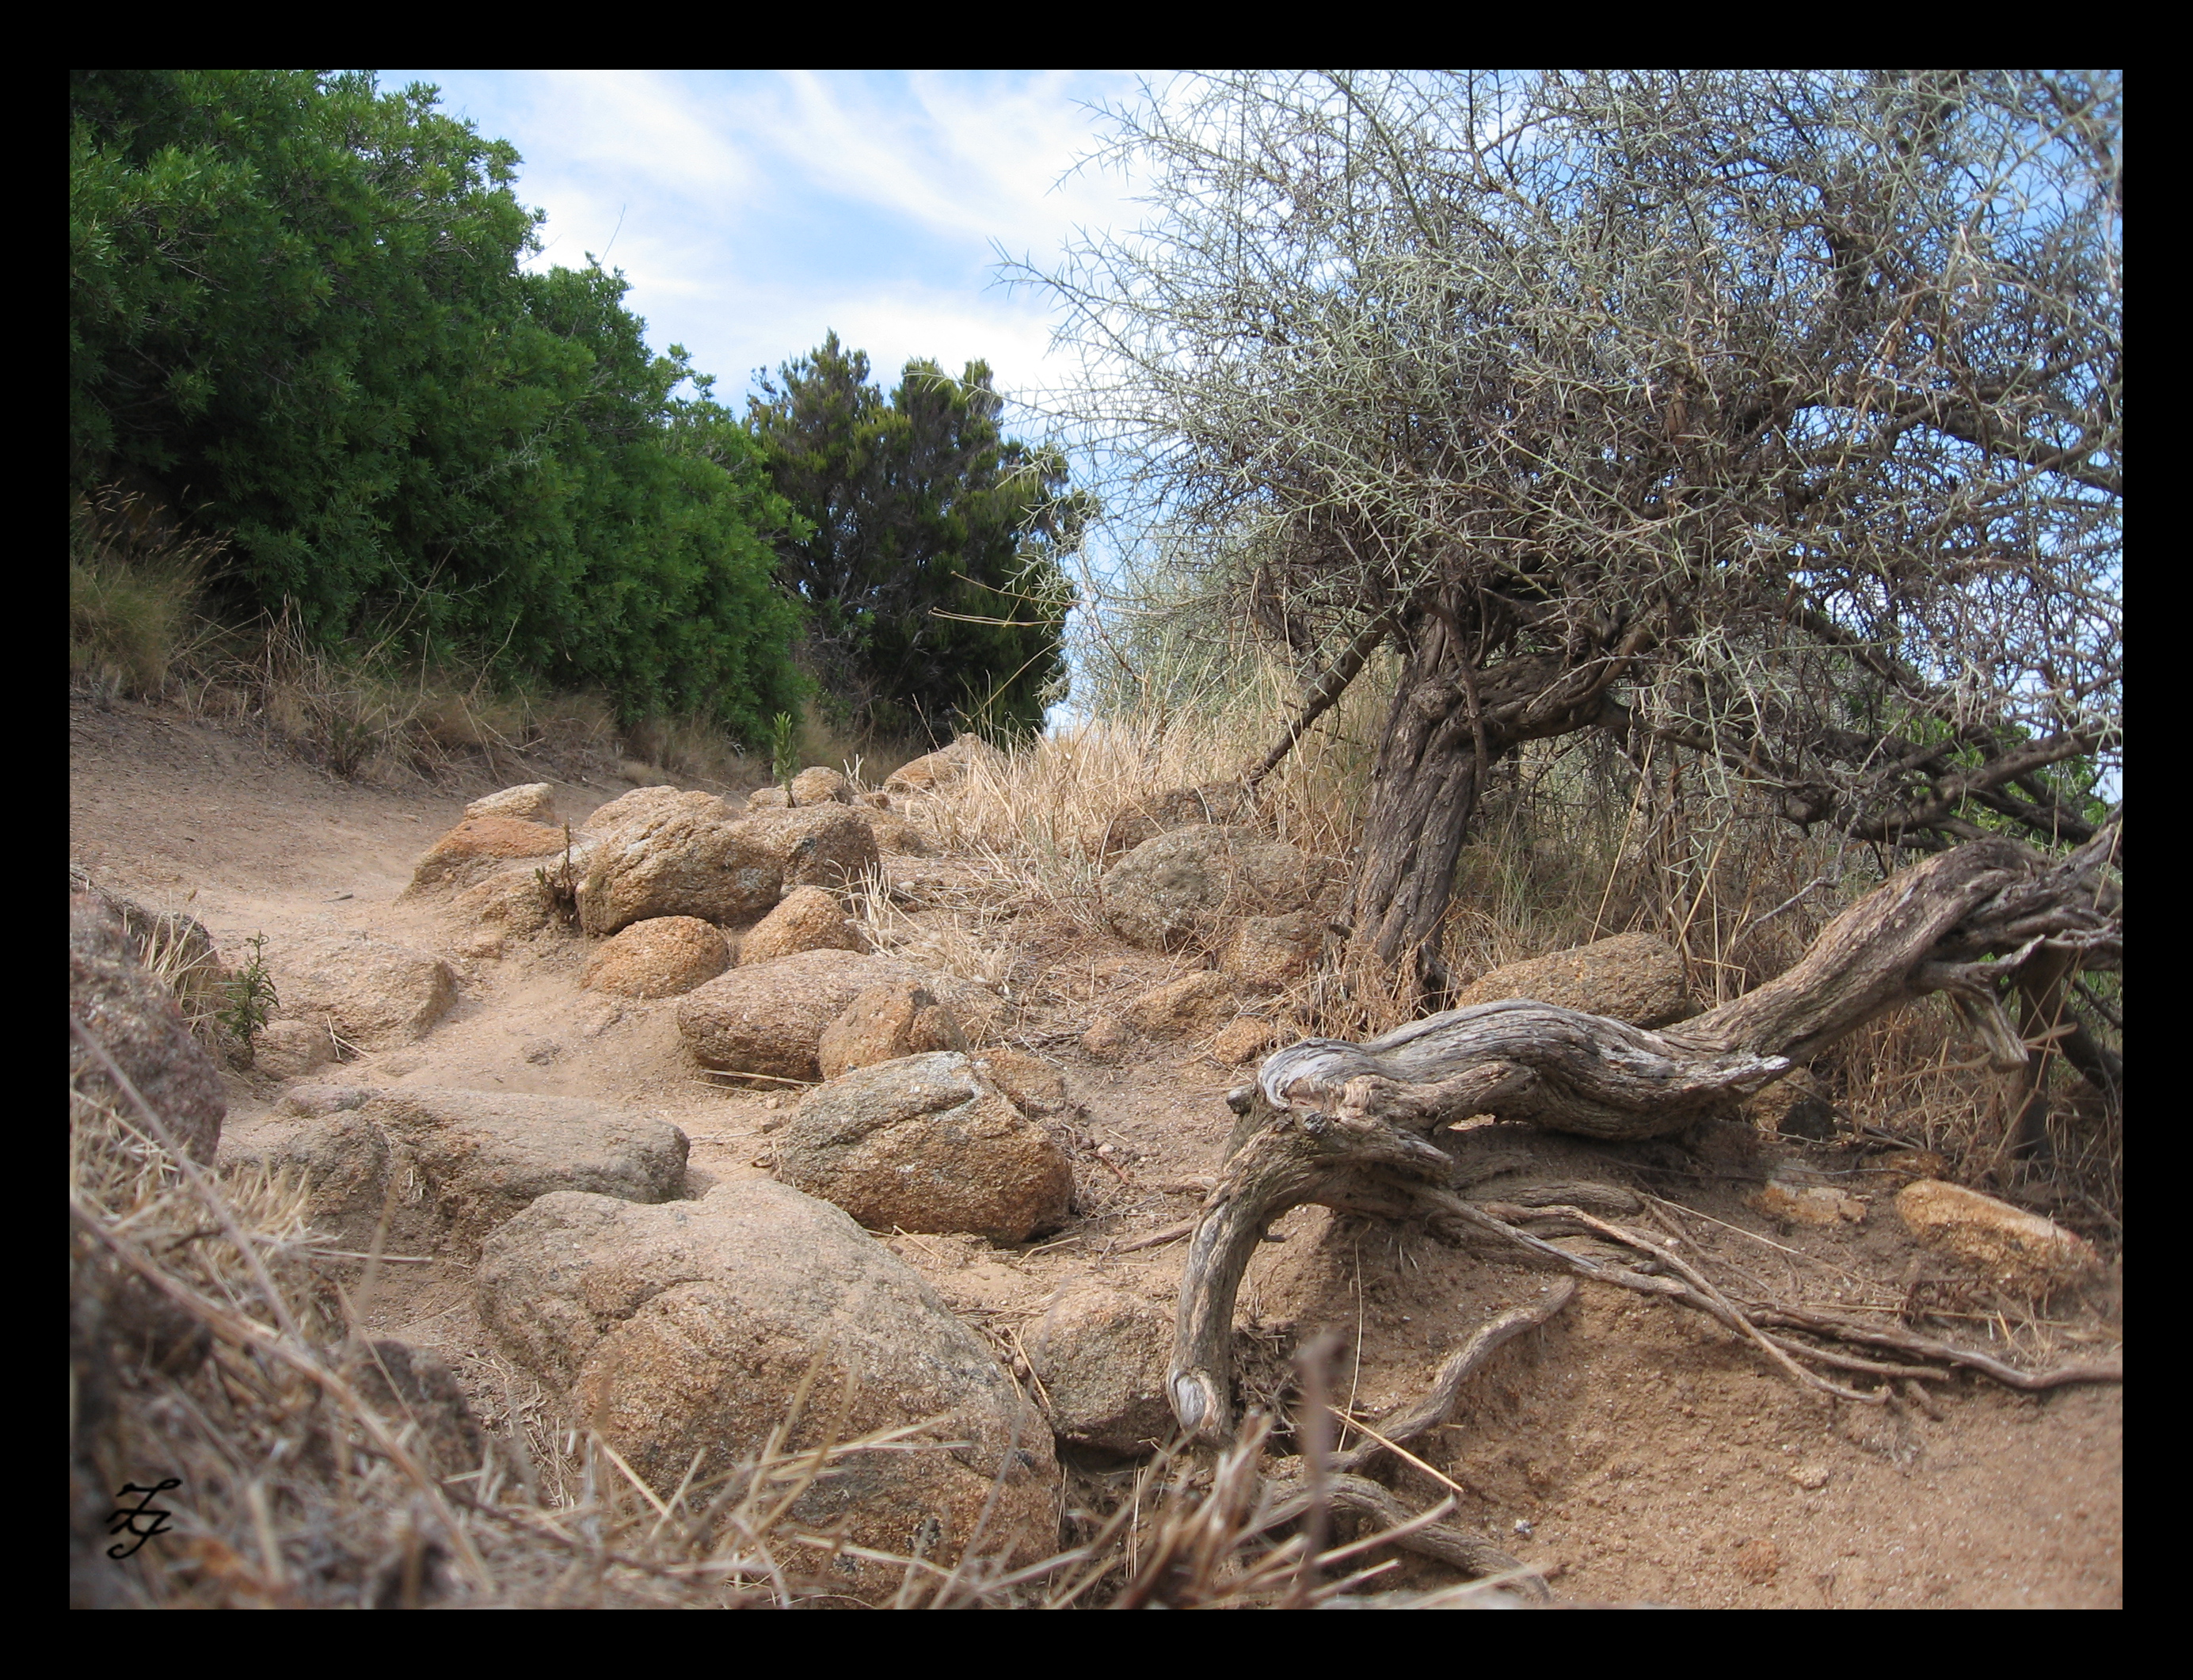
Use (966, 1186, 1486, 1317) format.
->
(69, 67, 2121, 1611)
(70, 70, 1078, 760)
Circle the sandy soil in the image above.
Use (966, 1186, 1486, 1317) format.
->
(69, 695, 2124, 1609)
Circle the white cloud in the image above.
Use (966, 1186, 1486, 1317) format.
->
(389, 69, 1151, 414)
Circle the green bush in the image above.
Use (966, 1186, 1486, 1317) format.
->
(70, 70, 805, 743)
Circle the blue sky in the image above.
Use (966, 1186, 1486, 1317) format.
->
(379, 70, 1153, 414)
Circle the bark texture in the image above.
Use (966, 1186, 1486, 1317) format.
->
(1173, 825, 2121, 1439)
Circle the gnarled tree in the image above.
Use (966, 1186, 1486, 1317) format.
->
(1024, 70, 2121, 990)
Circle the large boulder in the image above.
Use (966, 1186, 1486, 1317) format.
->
(882, 737, 984, 794)
(1102, 825, 1336, 953)
(1894, 1179, 2101, 1294)
(817, 981, 968, 1080)
(575, 802, 782, 936)
(222, 1088, 689, 1259)
(967, 1050, 1072, 1118)
(1220, 912, 1327, 992)
(272, 935, 459, 1051)
(408, 817, 569, 891)
(737, 804, 881, 892)
(1121, 970, 1242, 1040)
(451, 863, 573, 944)
(676, 949, 923, 1081)
(250, 1018, 339, 1082)
(859, 809, 935, 857)
(464, 783, 558, 825)
(581, 916, 731, 1000)
(69, 890, 227, 1163)
(1448, 931, 1697, 1027)
(1101, 782, 1261, 861)
(475, 1182, 1060, 1594)
(789, 765, 853, 806)
(1026, 1283, 1174, 1454)
(581, 785, 735, 834)
(739, 885, 870, 967)
(776, 1053, 1072, 1243)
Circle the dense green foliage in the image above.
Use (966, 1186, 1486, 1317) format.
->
(749, 333, 1081, 739)
(69, 70, 804, 740)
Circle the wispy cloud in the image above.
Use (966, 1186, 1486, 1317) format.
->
(383, 68, 1150, 415)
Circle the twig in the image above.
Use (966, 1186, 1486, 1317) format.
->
(1748, 1304, 2123, 1390)
(1106, 1218, 1199, 1255)
(1331, 1282, 1576, 1472)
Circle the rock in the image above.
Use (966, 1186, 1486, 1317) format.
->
(881, 738, 982, 794)
(1211, 1017, 1281, 1066)
(277, 1083, 376, 1118)
(408, 817, 569, 890)
(1122, 970, 1241, 1041)
(1101, 782, 1261, 860)
(1080, 1015, 1133, 1060)
(581, 916, 731, 1000)
(342, 1339, 487, 1480)
(775, 1053, 1072, 1242)
(581, 785, 735, 834)
(746, 785, 790, 810)
(1102, 825, 1336, 953)
(737, 804, 881, 892)
(220, 1111, 425, 1251)
(1750, 1175, 1867, 1226)
(859, 810, 935, 856)
(818, 981, 968, 1080)
(790, 765, 852, 805)
(251, 1018, 338, 1081)
(740, 886, 870, 967)
(1026, 1283, 1174, 1453)
(69, 890, 226, 1163)
(225, 1089, 689, 1259)
(272, 935, 459, 1052)
(451, 863, 571, 943)
(859, 791, 892, 811)
(76, 883, 225, 998)
(575, 802, 782, 936)
(464, 783, 558, 825)
(1894, 1179, 2100, 1293)
(475, 1182, 1059, 1592)
(1449, 931, 1697, 1027)
(1220, 912, 1326, 991)
(676, 949, 924, 1081)
(968, 1050, 1070, 1118)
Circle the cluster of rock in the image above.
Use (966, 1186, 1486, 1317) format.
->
(73, 741, 2111, 1591)
(217, 757, 1076, 1579)
(1081, 794, 1703, 1066)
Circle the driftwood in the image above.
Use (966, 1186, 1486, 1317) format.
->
(1171, 825, 2123, 1440)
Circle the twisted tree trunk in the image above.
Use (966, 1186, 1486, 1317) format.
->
(1173, 826, 2122, 1440)
(1346, 610, 1653, 991)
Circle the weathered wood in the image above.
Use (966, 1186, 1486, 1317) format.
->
(1171, 821, 2123, 1438)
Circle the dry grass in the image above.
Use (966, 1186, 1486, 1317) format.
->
(894, 657, 2121, 1234)
(69, 1082, 1475, 1609)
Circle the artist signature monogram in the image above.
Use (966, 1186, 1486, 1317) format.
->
(106, 1480, 181, 1560)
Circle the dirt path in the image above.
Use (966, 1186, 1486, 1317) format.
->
(69, 697, 2123, 1609)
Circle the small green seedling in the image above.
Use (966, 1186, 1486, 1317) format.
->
(217, 933, 280, 1065)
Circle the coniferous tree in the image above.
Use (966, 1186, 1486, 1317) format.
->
(749, 333, 1082, 739)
